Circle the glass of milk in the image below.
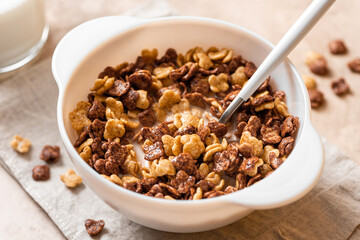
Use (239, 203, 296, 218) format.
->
(0, 0, 48, 74)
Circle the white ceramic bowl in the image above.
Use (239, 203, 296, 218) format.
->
(52, 16, 324, 233)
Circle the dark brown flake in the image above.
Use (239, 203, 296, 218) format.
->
(348, 58, 360, 73)
(308, 89, 324, 108)
(309, 58, 328, 75)
(128, 70, 152, 89)
(184, 92, 206, 108)
(107, 79, 130, 97)
(138, 107, 157, 126)
(171, 153, 196, 175)
(174, 125, 196, 137)
(170, 170, 195, 194)
(244, 116, 261, 137)
(105, 142, 128, 166)
(85, 219, 105, 236)
(331, 78, 350, 95)
(32, 165, 50, 181)
(278, 136, 295, 157)
(247, 174, 262, 187)
(260, 117, 282, 144)
(207, 121, 228, 138)
(328, 40, 347, 54)
(121, 87, 139, 110)
(144, 142, 165, 161)
(40, 145, 60, 163)
(280, 116, 300, 137)
(244, 61, 257, 78)
(98, 66, 119, 79)
(123, 181, 142, 193)
(88, 100, 106, 120)
(190, 77, 210, 95)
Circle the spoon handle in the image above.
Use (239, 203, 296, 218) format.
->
(219, 0, 336, 124)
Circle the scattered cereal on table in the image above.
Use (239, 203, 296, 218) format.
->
(10, 135, 31, 153)
(328, 39, 347, 54)
(305, 51, 328, 75)
(60, 169, 82, 188)
(85, 219, 105, 236)
(348, 58, 360, 73)
(308, 89, 325, 108)
(331, 78, 350, 96)
(32, 165, 50, 181)
(302, 75, 317, 89)
(40, 145, 60, 163)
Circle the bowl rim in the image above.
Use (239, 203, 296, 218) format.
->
(53, 15, 320, 208)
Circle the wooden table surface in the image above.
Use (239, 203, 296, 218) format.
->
(1, 0, 359, 239)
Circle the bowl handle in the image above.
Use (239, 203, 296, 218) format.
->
(224, 120, 324, 209)
(51, 16, 143, 91)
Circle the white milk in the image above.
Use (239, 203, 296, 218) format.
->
(0, 0, 46, 69)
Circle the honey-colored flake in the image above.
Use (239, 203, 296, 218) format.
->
(208, 73, 229, 93)
(231, 66, 248, 86)
(208, 48, 228, 61)
(255, 101, 275, 112)
(162, 135, 175, 157)
(120, 114, 140, 129)
(171, 99, 190, 114)
(193, 187, 203, 200)
(203, 143, 224, 162)
(174, 111, 200, 130)
(205, 172, 221, 186)
(103, 119, 126, 140)
(153, 103, 167, 122)
(240, 131, 263, 157)
(205, 133, 220, 146)
(151, 78, 163, 90)
(199, 163, 210, 177)
(153, 66, 174, 79)
(274, 98, 290, 117)
(60, 169, 82, 188)
(121, 175, 140, 184)
(79, 146, 92, 164)
(302, 75, 317, 89)
(195, 52, 214, 69)
(105, 97, 124, 120)
(76, 138, 93, 153)
(69, 101, 92, 132)
(150, 158, 176, 177)
(90, 76, 115, 95)
(213, 179, 225, 191)
(10, 135, 31, 153)
(158, 90, 181, 109)
(180, 134, 205, 159)
(135, 90, 150, 109)
(172, 136, 183, 156)
(141, 48, 158, 63)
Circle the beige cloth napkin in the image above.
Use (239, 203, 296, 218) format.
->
(1, 2, 360, 240)
(2, 53, 360, 240)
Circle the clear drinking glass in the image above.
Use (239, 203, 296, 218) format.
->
(0, 0, 48, 74)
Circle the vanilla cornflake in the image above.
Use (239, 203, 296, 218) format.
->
(60, 169, 83, 188)
(10, 135, 31, 153)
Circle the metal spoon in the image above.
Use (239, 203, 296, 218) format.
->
(219, 0, 335, 124)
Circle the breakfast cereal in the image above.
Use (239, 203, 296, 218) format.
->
(69, 47, 299, 200)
